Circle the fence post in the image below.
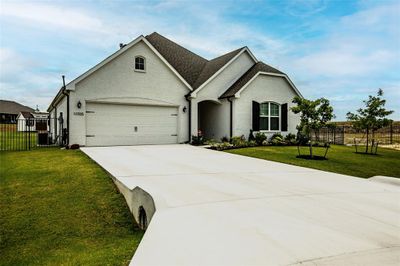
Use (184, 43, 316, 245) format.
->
(333, 128, 336, 144)
(28, 118, 31, 150)
(25, 120, 27, 150)
(390, 122, 393, 145)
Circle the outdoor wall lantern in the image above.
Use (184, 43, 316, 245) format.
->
(183, 106, 187, 113)
(77, 101, 82, 109)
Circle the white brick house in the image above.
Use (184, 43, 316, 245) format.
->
(48, 32, 302, 146)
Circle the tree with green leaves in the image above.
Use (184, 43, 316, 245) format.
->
(291, 96, 335, 158)
(346, 89, 393, 154)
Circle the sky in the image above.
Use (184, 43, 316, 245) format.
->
(0, 0, 399, 120)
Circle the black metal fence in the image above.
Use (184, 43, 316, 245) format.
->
(0, 118, 59, 151)
(310, 127, 344, 145)
(311, 124, 400, 145)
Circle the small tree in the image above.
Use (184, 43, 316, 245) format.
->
(346, 89, 393, 154)
(291, 96, 335, 158)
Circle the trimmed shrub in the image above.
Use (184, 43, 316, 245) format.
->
(221, 136, 229, 142)
(191, 135, 204, 145)
(248, 140, 257, 147)
(248, 130, 255, 141)
(262, 140, 269, 146)
(270, 133, 285, 146)
(204, 139, 217, 145)
(231, 135, 247, 148)
(284, 133, 297, 145)
(255, 132, 267, 145)
(210, 142, 233, 151)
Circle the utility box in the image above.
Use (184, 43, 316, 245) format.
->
(38, 133, 49, 145)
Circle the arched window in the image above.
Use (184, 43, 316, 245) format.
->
(260, 102, 280, 131)
(134, 56, 145, 71)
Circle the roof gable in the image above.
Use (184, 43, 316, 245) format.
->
(146, 32, 207, 87)
(18, 111, 34, 119)
(191, 47, 244, 89)
(145, 33, 257, 92)
(62, 35, 194, 92)
(219, 62, 302, 99)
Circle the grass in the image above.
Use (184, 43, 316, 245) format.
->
(225, 145, 400, 178)
(0, 148, 143, 265)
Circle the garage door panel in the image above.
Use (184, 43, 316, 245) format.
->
(86, 103, 178, 146)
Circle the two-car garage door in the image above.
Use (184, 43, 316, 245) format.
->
(86, 103, 178, 146)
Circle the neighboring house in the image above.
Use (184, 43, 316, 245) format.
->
(17, 111, 49, 132)
(0, 100, 35, 124)
(48, 32, 302, 147)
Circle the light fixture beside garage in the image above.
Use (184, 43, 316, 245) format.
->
(183, 106, 187, 113)
(77, 101, 82, 109)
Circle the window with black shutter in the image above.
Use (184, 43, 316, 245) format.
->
(256, 102, 281, 131)
(252, 101, 260, 131)
(281, 103, 288, 131)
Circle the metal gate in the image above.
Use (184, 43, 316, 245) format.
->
(311, 124, 399, 145)
(311, 127, 345, 145)
(0, 117, 62, 151)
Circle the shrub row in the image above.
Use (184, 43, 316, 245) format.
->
(202, 132, 298, 151)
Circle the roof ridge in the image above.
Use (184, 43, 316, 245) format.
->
(191, 47, 245, 89)
(145, 32, 208, 87)
(208, 47, 245, 62)
(146, 32, 208, 61)
(257, 60, 282, 73)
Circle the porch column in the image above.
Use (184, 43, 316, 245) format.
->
(191, 98, 198, 137)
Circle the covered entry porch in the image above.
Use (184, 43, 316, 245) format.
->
(191, 99, 231, 141)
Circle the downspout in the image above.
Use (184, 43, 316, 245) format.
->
(49, 104, 57, 143)
(53, 105, 57, 144)
(185, 93, 192, 143)
(228, 97, 233, 139)
(61, 75, 70, 146)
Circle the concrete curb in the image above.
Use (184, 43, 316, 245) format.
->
(368, 175, 400, 186)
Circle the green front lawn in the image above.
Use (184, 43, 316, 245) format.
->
(226, 145, 400, 178)
(0, 148, 143, 265)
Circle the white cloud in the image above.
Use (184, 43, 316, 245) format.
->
(285, 0, 327, 18)
(0, 47, 59, 111)
(0, 2, 106, 33)
(0, 48, 36, 79)
(288, 2, 400, 78)
(293, 49, 394, 76)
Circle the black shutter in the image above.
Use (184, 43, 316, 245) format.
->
(281, 103, 288, 131)
(252, 101, 260, 131)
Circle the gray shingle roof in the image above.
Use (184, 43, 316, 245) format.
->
(145, 32, 245, 89)
(219, 62, 285, 99)
(20, 111, 34, 118)
(191, 47, 244, 89)
(146, 32, 207, 87)
(0, 100, 34, 114)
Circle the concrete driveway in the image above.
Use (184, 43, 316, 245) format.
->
(81, 145, 400, 266)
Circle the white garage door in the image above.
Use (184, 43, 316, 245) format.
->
(86, 103, 178, 146)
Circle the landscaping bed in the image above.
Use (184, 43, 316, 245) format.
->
(0, 148, 143, 265)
